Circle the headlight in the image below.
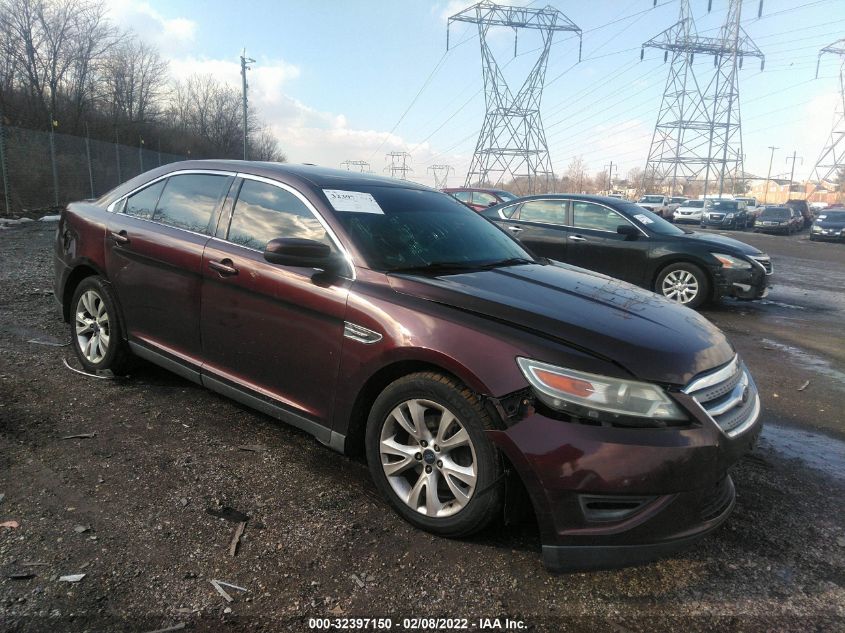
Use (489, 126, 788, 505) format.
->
(711, 253, 752, 269)
(726, 213, 735, 219)
(517, 358, 687, 422)
(812, 225, 822, 232)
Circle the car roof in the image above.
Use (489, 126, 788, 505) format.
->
(494, 193, 636, 205)
(98, 160, 431, 206)
(442, 187, 510, 194)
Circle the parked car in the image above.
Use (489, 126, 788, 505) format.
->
(637, 194, 672, 218)
(442, 187, 517, 212)
(754, 206, 798, 234)
(55, 162, 762, 572)
(734, 197, 759, 226)
(669, 196, 689, 207)
(482, 194, 771, 309)
(673, 199, 707, 224)
(810, 210, 845, 242)
(783, 199, 813, 229)
(700, 199, 750, 230)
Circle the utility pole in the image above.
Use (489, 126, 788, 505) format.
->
(448, 3, 581, 194)
(763, 145, 778, 204)
(385, 152, 413, 180)
(809, 39, 845, 199)
(428, 164, 454, 189)
(240, 49, 256, 161)
(340, 160, 371, 173)
(642, 0, 763, 197)
(604, 161, 616, 193)
(786, 151, 803, 201)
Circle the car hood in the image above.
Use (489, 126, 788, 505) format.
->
(817, 220, 845, 229)
(681, 232, 762, 256)
(388, 263, 734, 386)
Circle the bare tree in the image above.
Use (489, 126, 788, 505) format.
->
(102, 36, 168, 124)
(250, 129, 286, 162)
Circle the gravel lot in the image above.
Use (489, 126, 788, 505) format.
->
(1, 222, 843, 632)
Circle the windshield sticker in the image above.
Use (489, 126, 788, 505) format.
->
(323, 189, 384, 214)
(634, 213, 654, 224)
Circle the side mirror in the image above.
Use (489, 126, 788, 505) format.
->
(264, 237, 341, 272)
(617, 224, 640, 239)
(487, 201, 497, 207)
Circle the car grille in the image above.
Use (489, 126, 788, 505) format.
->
(683, 355, 760, 437)
(750, 255, 772, 275)
(709, 213, 725, 220)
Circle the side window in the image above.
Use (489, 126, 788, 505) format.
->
(572, 202, 626, 232)
(499, 203, 521, 219)
(153, 174, 231, 234)
(124, 180, 165, 220)
(227, 179, 332, 252)
(518, 199, 567, 224)
(452, 191, 472, 203)
(472, 192, 497, 207)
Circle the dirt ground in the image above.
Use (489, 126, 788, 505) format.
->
(0, 222, 843, 632)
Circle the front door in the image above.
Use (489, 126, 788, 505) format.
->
(496, 199, 570, 262)
(201, 176, 350, 425)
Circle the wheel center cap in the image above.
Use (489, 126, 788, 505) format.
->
(422, 449, 436, 465)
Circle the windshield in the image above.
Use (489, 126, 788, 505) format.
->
(819, 211, 845, 221)
(618, 202, 685, 236)
(329, 186, 532, 272)
(496, 191, 518, 201)
(639, 196, 664, 203)
(670, 197, 687, 204)
(708, 200, 738, 211)
(684, 200, 704, 208)
(760, 208, 789, 219)
(735, 198, 755, 205)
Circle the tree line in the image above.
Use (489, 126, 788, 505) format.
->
(0, 0, 284, 161)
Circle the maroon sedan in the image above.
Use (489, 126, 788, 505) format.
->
(55, 161, 761, 571)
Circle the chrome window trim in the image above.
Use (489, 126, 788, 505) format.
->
(105, 169, 237, 213)
(682, 355, 739, 395)
(217, 172, 356, 281)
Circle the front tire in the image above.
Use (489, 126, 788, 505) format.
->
(365, 372, 504, 538)
(70, 276, 132, 375)
(656, 262, 710, 309)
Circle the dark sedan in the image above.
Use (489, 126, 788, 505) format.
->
(810, 210, 845, 242)
(754, 206, 799, 235)
(482, 194, 771, 309)
(700, 199, 750, 230)
(55, 164, 761, 572)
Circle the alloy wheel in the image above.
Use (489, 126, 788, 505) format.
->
(661, 270, 700, 304)
(379, 398, 478, 518)
(75, 289, 110, 364)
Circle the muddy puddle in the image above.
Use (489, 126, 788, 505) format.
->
(759, 424, 845, 480)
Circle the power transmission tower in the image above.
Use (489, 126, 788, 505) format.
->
(240, 49, 256, 160)
(641, 0, 763, 197)
(447, 2, 581, 194)
(428, 164, 454, 189)
(809, 39, 845, 196)
(385, 151, 413, 179)
(340, 160, 372, 173)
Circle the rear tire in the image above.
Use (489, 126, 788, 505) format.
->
(655, 262, 710, 309)
(365, 372, 504, 538)
(69, 276, 132, 375)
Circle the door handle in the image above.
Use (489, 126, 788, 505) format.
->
(507, 225, 524, 233)
(209, 259, 238, 276)
(569, 235, 587, 242)
(110, 230, 130, 245)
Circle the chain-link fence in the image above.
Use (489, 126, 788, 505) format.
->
(0, 123, 186, 214)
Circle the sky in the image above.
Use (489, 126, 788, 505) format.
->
(102, 0, 845, 188)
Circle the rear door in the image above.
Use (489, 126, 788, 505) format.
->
(495, 199, 570, 261)
(200, 175, 350, 425)
(564, 200, 650, 285)
(104, 171, 233, 364)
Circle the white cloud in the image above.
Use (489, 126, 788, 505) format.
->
(104, 0, 197, 54)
